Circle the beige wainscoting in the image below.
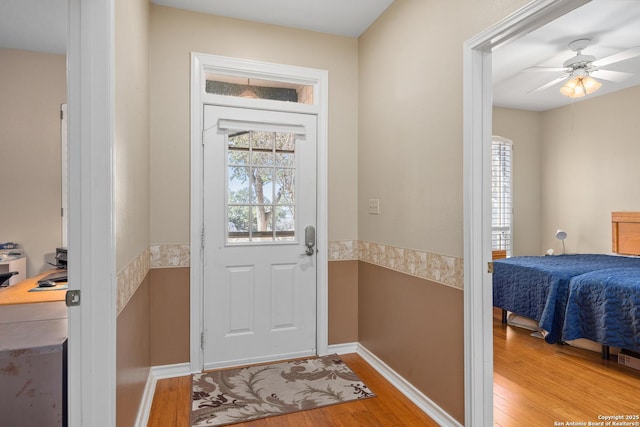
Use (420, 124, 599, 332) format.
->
(116, 242, 463, 424)
(116, 274, 151, 427)
(149, 267, 190, 366)
(358, 261, 464, 424)
(328, 260, 359, 344)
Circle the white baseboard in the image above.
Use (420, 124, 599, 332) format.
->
(357, 344, 463, 427)
(327, 342, 358, 355)
(135, 363, 191, 427)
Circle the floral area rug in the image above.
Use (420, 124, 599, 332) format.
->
(191, 354, 375, 426)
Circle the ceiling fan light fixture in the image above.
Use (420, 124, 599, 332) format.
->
(560, 78, 578, 97)
(560, 75, 601, 98)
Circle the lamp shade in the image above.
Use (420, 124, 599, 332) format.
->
(581, 76, 601, 94)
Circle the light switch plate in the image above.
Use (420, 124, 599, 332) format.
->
(368, 199, 380, 215)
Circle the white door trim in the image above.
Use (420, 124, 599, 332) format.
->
(190, 53, 329, 373)
(67, 0, 116, 424)
(462, 0, 590, 424)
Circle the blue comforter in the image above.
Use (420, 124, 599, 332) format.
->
(563, 268, 640, 352)
(493, 254, 640, 343)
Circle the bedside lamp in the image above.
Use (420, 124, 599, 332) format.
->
(555, 229, 567, 254)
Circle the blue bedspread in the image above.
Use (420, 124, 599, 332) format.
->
(563, 268, 640, 352)
(493, 254, 640, 343)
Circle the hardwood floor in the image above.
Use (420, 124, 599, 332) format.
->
(148, 318, 640, 426)
(147, 353, 440, 426)
(493, 309, 640, 426)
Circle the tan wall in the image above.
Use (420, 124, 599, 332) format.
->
(328, 260, 358, 344)
(358, 0, 530, 257)
(149, 5, 359, 245)
(115, 0, 151, 272)
(115, 0, 151, 423)
(0, 48, 66, 276)
(493, 107, 543, 256)
(116, 274, 151, 427)
(358, 262, 464, 422)
(150, 267, 190, 365)
(358, 1, 531, 424)
(540, 85, 640, 254)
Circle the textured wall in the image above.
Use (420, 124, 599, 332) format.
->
(540, 85, 640, 254)
(358, 262, 464, 422)
(357, 1, 531, 424)
(116, 275, 151, 427)
(493, 107, 544, 256)
(115, 0, 151, 423)
(357, 0, 530, 257)
(150, 267, 190, 366)
(328, 260, 359, 344)
(149, 5, 359, 245)
(0, 48, 66, 276)
(115, 0, 151, 272)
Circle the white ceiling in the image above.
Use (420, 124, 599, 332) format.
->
(0, 0, 393, 55)
(0, 0, 67, 55)
(3, 0, 639, 112)
(493, 0, 640, 111)
(151, 0, 395, 38)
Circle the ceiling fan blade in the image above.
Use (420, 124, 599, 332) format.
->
(522, 66, 568, 72)
(590, 69, 634, 82)
(592, 46, 640, 67)
(528, 74, 570, 93)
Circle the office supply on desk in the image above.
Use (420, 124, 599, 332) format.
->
(31, 270, 68, 291)
(0, 271, 18, 287)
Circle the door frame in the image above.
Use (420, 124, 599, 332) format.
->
(66, 0, 116, 424)
(462, 0, 590, 424)
(189, 53, 329, 373)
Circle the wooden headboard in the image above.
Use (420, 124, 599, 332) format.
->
(612, 212, 640, 256)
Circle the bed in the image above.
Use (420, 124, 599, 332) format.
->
(563, 268, 640, 353)
(493, 212, 640, 353)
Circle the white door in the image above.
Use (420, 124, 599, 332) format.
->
(202, 105, 318, 369)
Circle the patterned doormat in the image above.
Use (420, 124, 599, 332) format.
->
(191, 354, 376, 426)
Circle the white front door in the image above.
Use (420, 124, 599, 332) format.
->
(202, 105, 317, 369)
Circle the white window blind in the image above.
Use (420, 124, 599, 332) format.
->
(491, 138, 513, 256)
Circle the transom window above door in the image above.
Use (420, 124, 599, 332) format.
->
(226, 130, 297, 244)
(206, 73, 314, 104)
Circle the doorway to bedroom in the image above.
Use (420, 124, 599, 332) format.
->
(465, 2, 640, 424)
(464, 0, 595, 424)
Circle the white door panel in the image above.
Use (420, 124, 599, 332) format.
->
(202, 105, 317, 369)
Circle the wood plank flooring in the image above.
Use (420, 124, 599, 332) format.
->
(493, 308, 640, 426)
(148, 315, 640, 426)
(147, 353, 440, 426)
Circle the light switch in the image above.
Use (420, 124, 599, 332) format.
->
(368, 199, 380, 215)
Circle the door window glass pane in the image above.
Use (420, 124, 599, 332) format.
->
(228, 167, 250, 204)
(251, 168, 273, 204)
(226, 130, 297, 244)
(275, 169, 295, 204)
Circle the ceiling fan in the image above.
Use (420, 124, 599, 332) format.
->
(526, 38, 640, 97)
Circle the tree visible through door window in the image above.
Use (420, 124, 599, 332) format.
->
(226, 130, 296, 243)
(491, 137, 513, 257)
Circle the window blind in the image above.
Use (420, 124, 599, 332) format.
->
(491, 139, 513, 255)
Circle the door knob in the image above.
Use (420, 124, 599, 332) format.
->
(302, 225, 316, 256)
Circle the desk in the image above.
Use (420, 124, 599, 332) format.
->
(0, 270, 67, 306)
(0, 272, 68, 426)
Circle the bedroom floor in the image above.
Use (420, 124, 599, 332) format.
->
(493, 308, 640, 426)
